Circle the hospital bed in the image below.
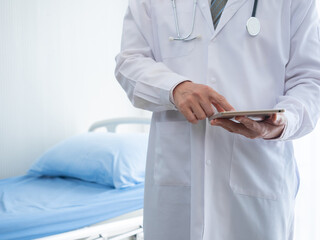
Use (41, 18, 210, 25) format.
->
(0, 117, 150, 240)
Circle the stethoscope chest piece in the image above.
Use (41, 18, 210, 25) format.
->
(246, 17, 260, 37)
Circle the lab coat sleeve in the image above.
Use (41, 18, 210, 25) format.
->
(274, 0, 320, 141)
(114, 0, 189, 112)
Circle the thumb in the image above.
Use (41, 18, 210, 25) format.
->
(265, 113, 287, 126)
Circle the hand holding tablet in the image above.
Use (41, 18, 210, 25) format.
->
(208, 109, 285, 122)
(209, 109, 287, 139)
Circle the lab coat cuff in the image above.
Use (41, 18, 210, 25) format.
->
(274, 121, 288, 140)
(276, 110, 296, 141)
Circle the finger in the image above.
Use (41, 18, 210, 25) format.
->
(199, 102, 215, 118)
(180, 107, 198, 124)
(236, 117, 262, 133)
(190, 103, 207, 120)
(212, 104, 225, 113)
(210, 119, 235, 132)
(211, 119, 257, 139)
(212, 119, 254, 138)
(265, 113, 287, 126)
(209, 91, 235, 112)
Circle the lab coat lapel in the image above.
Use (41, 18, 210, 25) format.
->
(212, 0, 249, 39)
(197, 0, 215, 34)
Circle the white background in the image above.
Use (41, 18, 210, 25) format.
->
(0, 0, 319, 239)
(0, 0, 149, 178)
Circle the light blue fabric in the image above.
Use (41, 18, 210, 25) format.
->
(0, 175, 144, 240)
(28, 132, 148, 188)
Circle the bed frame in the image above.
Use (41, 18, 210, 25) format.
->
(37, 117, 150, 240)
(88, 117, 150, 133)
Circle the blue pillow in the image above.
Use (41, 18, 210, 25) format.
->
(28, 132, 148, 188)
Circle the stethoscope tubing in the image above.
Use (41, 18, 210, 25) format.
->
(251, 0, 259, 17)
(170, 0, 260, 41)
(170, 0, 198, 41)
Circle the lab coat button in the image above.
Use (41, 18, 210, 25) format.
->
(211, 78, 216, 83)
(206, 159, 212, 165)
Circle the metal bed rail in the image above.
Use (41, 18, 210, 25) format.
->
(36, 215, 144, 240)
(88, 117, 151, 133)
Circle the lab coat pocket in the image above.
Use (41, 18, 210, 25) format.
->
(154, 121, 191, 186)
(155, 11, 196, 59)
(230, 135, 285, 200)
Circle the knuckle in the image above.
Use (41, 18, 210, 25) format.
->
(178, 102, 187, 110)
(207, 109, 214, 117)
(185, 95, 194, 103)
(192, 91, 201, 98)
(189, 119, 197, 124)
(203, 85, 212, 92)
(198, 114, 206, 120)
(186, 115, 197, 124)
(216, 95, 226, 103)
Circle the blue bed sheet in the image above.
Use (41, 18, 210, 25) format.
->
(0, 175, 144, 240)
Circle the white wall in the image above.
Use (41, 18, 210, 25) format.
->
(294, 125, 320, 240)
(0, 0, 149, 179)
(293, 2, 320, 240)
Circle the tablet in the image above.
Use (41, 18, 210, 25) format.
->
(208, 109, 285, 121)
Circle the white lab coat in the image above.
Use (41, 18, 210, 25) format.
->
(115, 0, 320, 239)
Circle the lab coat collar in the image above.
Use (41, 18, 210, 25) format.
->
(197, 0, 250, 39)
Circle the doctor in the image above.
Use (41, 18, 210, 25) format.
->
(115, 0, 320, 239)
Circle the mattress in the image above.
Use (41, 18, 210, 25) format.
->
(0, 175, 144, 240)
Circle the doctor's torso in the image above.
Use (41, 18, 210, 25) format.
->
(117, 0, 320, 239)
(150, 0, 290, 110)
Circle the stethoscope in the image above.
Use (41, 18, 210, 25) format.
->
(169, 0, 260, 41)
